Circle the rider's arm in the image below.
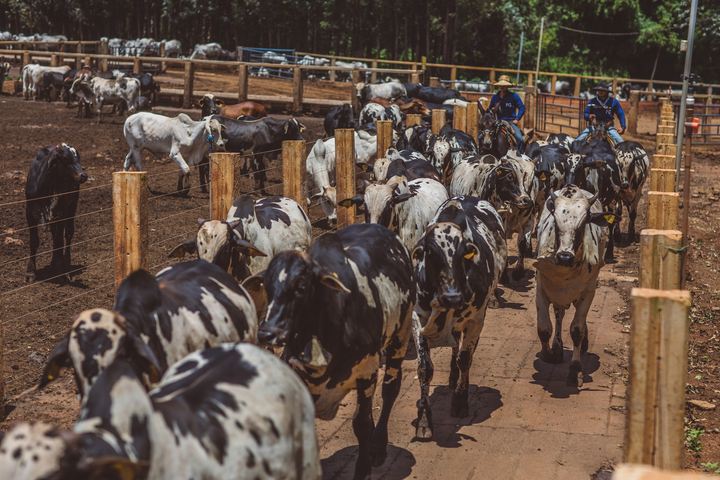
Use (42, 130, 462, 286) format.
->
(583, 101, 594, 121)
(613, 99, 627, 129)
(514, 94, 525, 121)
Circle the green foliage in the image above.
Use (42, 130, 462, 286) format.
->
(686, 427, 704, 452)
(702, 462, 720, 474)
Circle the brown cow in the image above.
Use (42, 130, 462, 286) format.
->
(199, 94, 267, 119)
(370, 96, 430, 116)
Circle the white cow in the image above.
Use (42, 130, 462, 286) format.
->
(70, 75, 140, 121)
(124, 113, 226, 194)
(305, 130, 378, 222)
(163, 39, 182, 57)
(21, 64, 70, 100)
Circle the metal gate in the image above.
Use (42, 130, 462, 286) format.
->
(536, 93, 588, 136)
(673, 101, 720, 145)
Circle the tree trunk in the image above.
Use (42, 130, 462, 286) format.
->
(425, 0, 430, 59)
(403, 17, 407, 61)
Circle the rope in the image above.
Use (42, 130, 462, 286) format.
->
(660, 243, 688, 253)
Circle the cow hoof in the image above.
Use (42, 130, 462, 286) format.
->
(415, 415, 433, 439)
(539, 347, 555, 364)
(568, 361, 583, 387)
(581, 335, 589, 354)
(178, 188, 190, 198)
(370, 447, 387, 468)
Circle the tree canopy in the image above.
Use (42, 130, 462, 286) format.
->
(2, 0, 718, 84)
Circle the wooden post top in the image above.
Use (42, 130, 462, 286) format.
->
(641, 229, 682, 236)
(630, 288, 691, 303)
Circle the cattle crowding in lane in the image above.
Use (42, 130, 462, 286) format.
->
(2, 77, 649, 478)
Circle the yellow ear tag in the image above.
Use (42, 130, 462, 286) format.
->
(539, 173, 546, 181)
(604, 214, 615, 224)
(333, 272, 338, 278)
(464, 252, 475, 260)
(496, 170, 502, 176)
(114, 463, 136, 480)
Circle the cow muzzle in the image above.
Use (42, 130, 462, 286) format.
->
(257, 324, 287, 346)
(516, 196, 533, 210)
(78, 172, 89, 183)
(556, 251, 575, 267)
(621, 181, 630, 190)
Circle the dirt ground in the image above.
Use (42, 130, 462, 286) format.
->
(0, 90, 718, 478)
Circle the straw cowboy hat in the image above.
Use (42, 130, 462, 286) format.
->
(592, 81, 612, 92)
(493, 75, 514, 87)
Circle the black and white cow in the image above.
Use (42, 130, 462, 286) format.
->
(356, 81, 407, 108)
(396, 125, 431, 152)
(324, 103, 355, 136)
(123, 112, 226, 194)
(40, 71, 64, 101)
(449, 155, 533, 212)
(411, 196, 506, 438)
(254, 224, 416, 480)
(358, 103, 402, 130)
(171, 196, 311, 282)
(533, 185, 616, 387)
(70, 75, 140, 122)
(25, 144, 88, 281)
(528, 143, 568, 210)
(14, 344, 322, 480)
(613, 141, 650, 242)
(340, 170, 448, 252)
(381, 149, 442, 182)
(40, 260, 258, 396)
(545, 133, 574, 153)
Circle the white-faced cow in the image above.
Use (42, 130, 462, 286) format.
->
(123, 112, 226, 195)
(254, 224, 416, 480)
(70, 75, 140, 122)
(534, 185, 617, 387)
(40, 260, 258, 397)
(613, 141, 649, 242)
(10, 344, 321, 480)
(411, 196, 507, 438)
(170, 195, 311, 283)
(25, 144, 88, 282)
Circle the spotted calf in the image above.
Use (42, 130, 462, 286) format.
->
(613, 141, 649, 242)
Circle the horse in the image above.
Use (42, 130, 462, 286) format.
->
(478, 103, 513, 158)
(586, 118, 617, 148)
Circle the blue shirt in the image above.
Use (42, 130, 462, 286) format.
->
(584, 96, 626, 129)
(489, 92, 525, 121)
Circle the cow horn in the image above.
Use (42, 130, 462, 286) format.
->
(550, 189, 558, 202)
(588, 191, 600, 207)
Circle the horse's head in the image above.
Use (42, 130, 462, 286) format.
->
(587, 119, 613, 144)
(477, 103, 500, 151)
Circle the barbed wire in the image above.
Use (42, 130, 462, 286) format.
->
(0, 180, 114, 209)
(0, 231, 114, 268)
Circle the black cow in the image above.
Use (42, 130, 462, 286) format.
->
(324, 103, 355, 136)
(420, 101, 455, 121)
(396, 125, 431, 151)
(404, 82, 423, 98)
(528, 143, 568, 209)
(208, 116, 306, 195)
(415, 86, 464, 104)
(41, 71, 64, 101)
(254, 223, 416, 480)
(25, 144, 88, 281)
(136, 95, 152, 111)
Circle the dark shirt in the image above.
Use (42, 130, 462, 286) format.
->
(584, 96, 626, 129)
(489, 92, 525, 121)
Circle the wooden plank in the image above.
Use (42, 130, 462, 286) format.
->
(657, 125, 674, 135)
(293, 67, 303, 115)
(626, 288, 691, 469)
(647, 192, 679, 230)
(377, 121, 393, 160)
(639, 229, 683, 290)
(238, 64, 248, 102)
(351, 70, 361, 117)
(133, 58, 142, 74)
(282, 141, 307, 214)
(656, 133, 674, 151)
(406, 114, 422, 127)
(550, 74, 557, 95)
(574, 75, 581, 98)
(429, 76, 439, 87)
(432, 109, 446, 135)
(209, 153, 235, 221)
(100, 39, 108, 71)
(657, 143, 677, 157)
(649, 169, 677, 192)
(335, 129, 356, 228)
(113, 172, 148, 290)
(453, 104, 467, 133)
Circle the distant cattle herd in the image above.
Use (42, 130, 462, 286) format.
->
(0, 44, 652, 479)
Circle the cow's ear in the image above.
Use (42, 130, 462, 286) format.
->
(496, 165, 513, 179)
(241, 274, 267, 322)
(411, 243, 424, 263)
(126, 330, 162, 384)
(198, 217, 207, 226)
(319, 271, 351, 294)
(392, 192, 416, 205)
(464, 242, 480, 261)
(584, 156, 605, 168)
(339, 196, 364, 208)
(284, 122, 289, 134)
(168, 238, 197, 258)
(82, 456, 150, 480)
(299, 122, 307, 132)
(546, 196, 556, 214)
(198, 98, 205, 107)
(40, 333, 72, 388)
(589, 212, 618, 227)
(232, 235, 267, 257)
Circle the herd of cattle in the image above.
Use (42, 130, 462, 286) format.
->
(1, 74, 650, 479)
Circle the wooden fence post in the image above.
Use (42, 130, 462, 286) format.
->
(22, 51, 30, 68)
(183, 61, 194, 109)
(282, 140, 307, 214)
(84, 55, 92, 68)
(406, 114, 422, 127)
(371, 60, 378, 85)
(626, 288, 690, 469)
(113, 172, 148, 290)
(614, 464, 710, 480)
(647, 192, 679, 230)
(329, 57, 336, 82)
(335, 129, 356, 229)
(574, 75, 581, 98)
(432, 109, 446, 135)
(450, 67, 457, 89)
(160, 41, 166, 72)
(524, 86, 536, 130)
(50, 54, 58, 67)
(453, 104, 467, 132)
(293, 66, 303, 115)
(75, 43, 83, 69)
(527, 72, 533, 89)
(656, 133, 674, 151)
(550, 74, 557, 95)
(429, 76, 439, 87)
(489, 69, 496, 85)
(209, 153, 235, 221)
(411, 71, 421, 84)
(628, 91, 640, 134)
(466, 101, 478, 141)
(133, 58, 142, 75)
(100, 39, 108, 71)
(612, 78, 618, 98)
(238, 64, 248, 102)
(658, 143, 677, 157)
(653, 155, 676, 170)
(377, 120, 393, 159)
(649, 169, 677, 192)
(639, 229, 683, 290)
(351, 69, 361, 117)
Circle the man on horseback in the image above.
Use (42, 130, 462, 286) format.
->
(489, 75, 526, 153)
(576, 80, 626, 145)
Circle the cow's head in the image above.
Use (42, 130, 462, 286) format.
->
(169, 217, 266, 280)
(426, 138, 451, 170)
(68, 74, 90, 96)
(40, 307, 161, 398)
(545, 187, 617, 267)
(355, 82, 367, 97)
(198, 93, 225, 117)
(334, 104, 355, 128)
(412, 216, 479, 311)
(204, 117, 227, 152)
(372, 157, 393, 182)
(339, 175, 415, 227)
(494, 161, 533, 209)
(47, 143, 88, 186)
(284, 118, 306, 140)
(616, 147, 646, 191)
(310, 185, 337, 223)
(565, 153, 605, 188)
(254, 249, 348, 367)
